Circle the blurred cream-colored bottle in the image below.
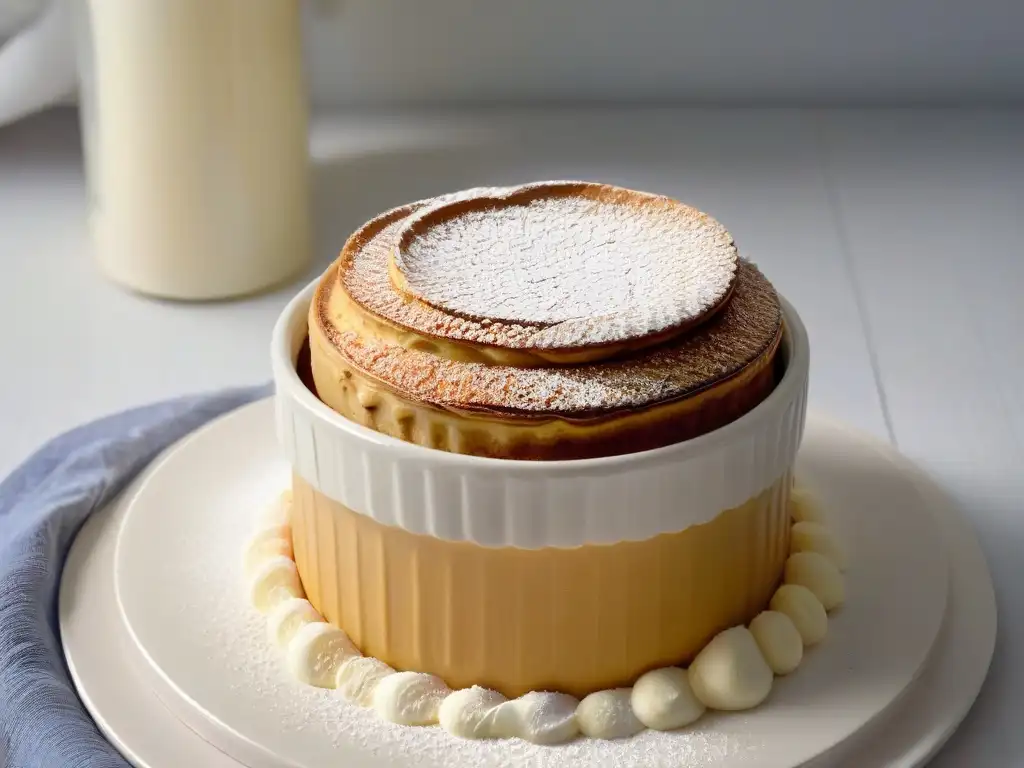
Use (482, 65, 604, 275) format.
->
(75, 0, 312, 300)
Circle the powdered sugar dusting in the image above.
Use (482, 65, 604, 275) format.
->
(393, 183, 737, 349)
(326, 184, 781, 415)
(339, 183, 742, 354)
(330, 259, 780, 415)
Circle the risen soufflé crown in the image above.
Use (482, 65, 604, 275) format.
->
(306, 181, 783, 460)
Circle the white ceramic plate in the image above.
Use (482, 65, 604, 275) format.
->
(60, 401, 995, 767)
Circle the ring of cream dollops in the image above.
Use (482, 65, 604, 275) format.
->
(243, 485, 846, 743)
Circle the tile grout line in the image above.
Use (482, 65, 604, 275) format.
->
(811, 110, 899, 449)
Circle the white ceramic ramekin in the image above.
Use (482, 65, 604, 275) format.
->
(271, 278, 809, 549)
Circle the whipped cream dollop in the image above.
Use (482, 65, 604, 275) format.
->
(435, 688, 584, 743)
(785, 551, 846, 610)
(576, 689, 644, 740)
(749, 610, 804, 675)
(789, 485, 825, 523)
(287, 622, 360, 688)
(771, 584, 829, 646)
(242, 524, 293, 576)
(439, 687, 507, 738)
(373, 671, 451, 726)
(490, 691, 581, 744)
(791, 520, 848, 571)
(336, 657, 396, 706)
(688, 627, 774, 711)
(248, 555, 304, 613)
(244, 483, 846, 743)
(630, 667, 705, 731)
(266, 597, 322, 648)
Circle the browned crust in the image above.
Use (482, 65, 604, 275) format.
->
(301, 328, 782, 460)
(328, 183, 740, 361)
(312, 258, 782, 418)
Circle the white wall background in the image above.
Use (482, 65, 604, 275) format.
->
(302, 0, 1024, 108)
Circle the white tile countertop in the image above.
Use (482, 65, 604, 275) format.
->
(2, 106, 1021, 765)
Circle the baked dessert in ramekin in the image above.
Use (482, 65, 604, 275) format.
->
(271, 182, 809, 698)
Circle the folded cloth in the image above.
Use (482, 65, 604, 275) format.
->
(0, 385, 271, 768)
(0, 0, 76, 129)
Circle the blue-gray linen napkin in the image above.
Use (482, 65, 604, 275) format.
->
(0, 384, 271, 768)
